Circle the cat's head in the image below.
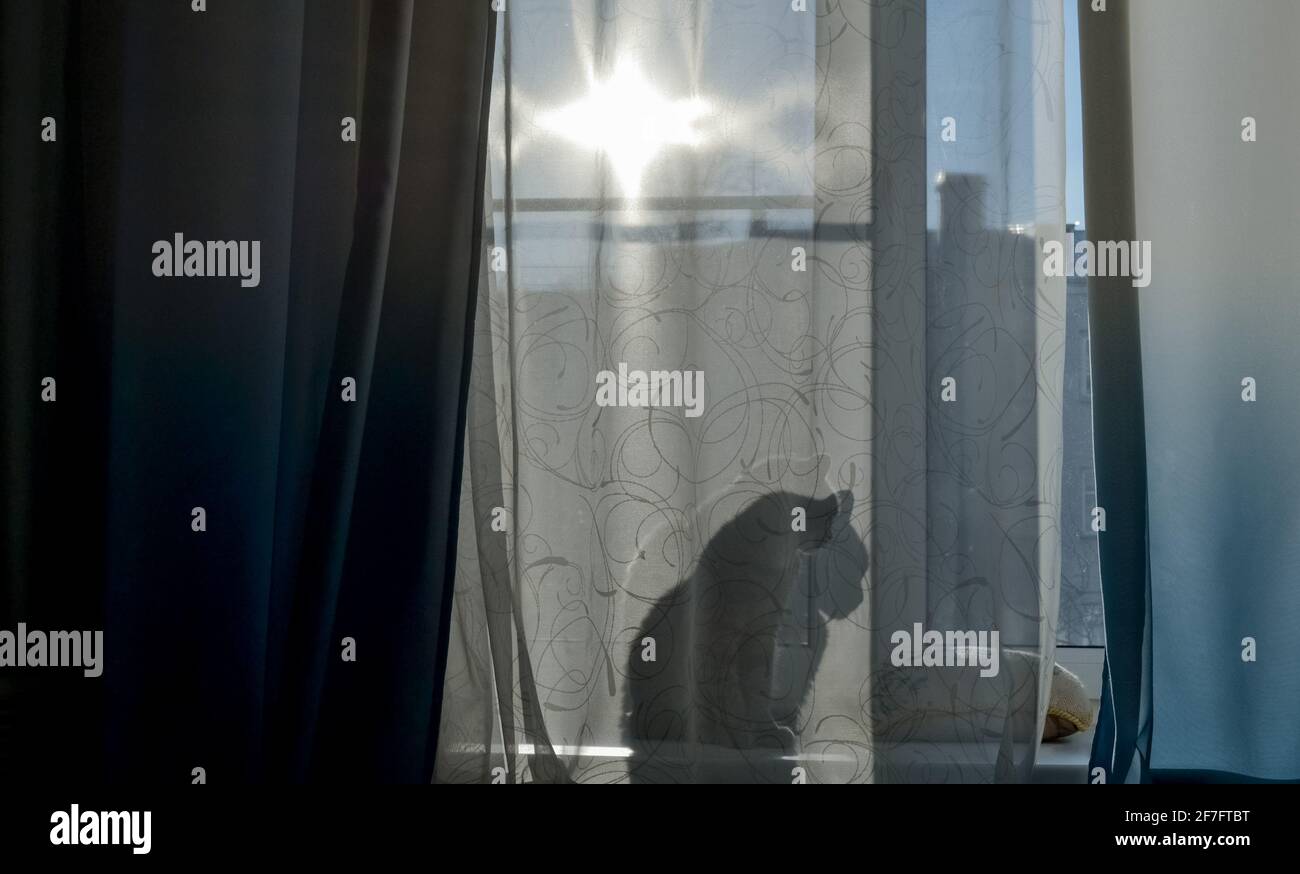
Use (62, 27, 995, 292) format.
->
(700, 484, 864, 613)
(702, 488, 849, 562)
(796, 489, 854, 555)
(805, 488, 866, 620)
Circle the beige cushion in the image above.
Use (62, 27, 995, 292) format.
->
(1043, 662, 1093, 741)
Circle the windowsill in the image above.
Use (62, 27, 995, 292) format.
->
(450, 726, 1099, 783)
(1033, 721, 1096, 784)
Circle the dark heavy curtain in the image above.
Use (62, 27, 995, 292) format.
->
(0, 0, 495, 782)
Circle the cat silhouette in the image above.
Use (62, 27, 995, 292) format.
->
(623, 486, 866, 783)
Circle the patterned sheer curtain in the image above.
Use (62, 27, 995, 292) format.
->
(436, 0, 1065, 784)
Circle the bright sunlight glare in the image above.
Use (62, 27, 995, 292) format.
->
(538, 58, 711, 199)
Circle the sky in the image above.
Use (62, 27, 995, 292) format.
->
(925, 0, 1086, 229)
(1065, 0, 1086, 227)
(506, 0, 1088, 229)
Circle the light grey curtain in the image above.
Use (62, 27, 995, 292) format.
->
(436, 0, 1065, 784)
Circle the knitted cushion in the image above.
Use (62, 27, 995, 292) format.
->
(1043, 661, 1093, 741)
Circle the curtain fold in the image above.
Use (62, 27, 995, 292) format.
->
(0, 0, 121, 784)
(1076, 0, 1150, 786)
(269, 0, 416, 782)
(1, 0, 495, 783)
(437, 0, 1066, 784)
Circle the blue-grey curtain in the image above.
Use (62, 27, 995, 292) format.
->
(1084, 0, 1300, 784)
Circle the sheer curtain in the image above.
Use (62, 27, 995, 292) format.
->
(436, 0, 1065, 784)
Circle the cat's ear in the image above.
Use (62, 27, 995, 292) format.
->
(823, 490, 854, 534)
(815, 454, 832, 486)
